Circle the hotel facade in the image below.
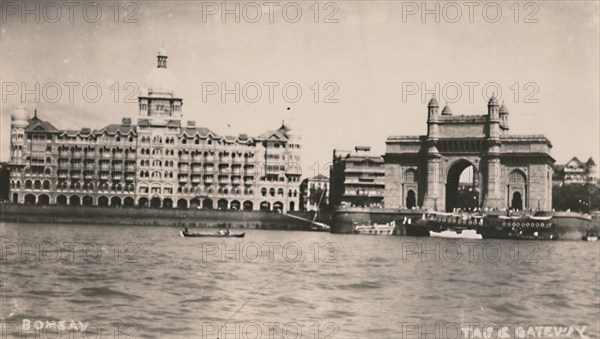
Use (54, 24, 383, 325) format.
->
(8, 49, 302, 212)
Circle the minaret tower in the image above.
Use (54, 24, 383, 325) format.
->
(484, 94, 502, 209)
(424, 95, 441, 210)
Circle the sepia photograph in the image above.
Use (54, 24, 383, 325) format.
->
(0, 1, 599, 338)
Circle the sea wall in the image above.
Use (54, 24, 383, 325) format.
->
(0, 204, 332, 230)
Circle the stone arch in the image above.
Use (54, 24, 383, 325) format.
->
(163, 198, 173, 208)
(69, 195, 81, 206)
(273, 201, 284, 212)
(42, 180, 50, 190)
(150, 197, 161, 208)
(24, 194, 36, 204)
(217, 198, 228, 210)
(203, 199, 213, 209)
(230, 200, 241, 210)
(37, 194, 50, 205)
(243, 200, 253, 211)
(98, 196, 109, 207)
(111, 196, 122, 207)
(123, 197, 135, 208)
(508, 169, 527, 210)
(406, 190, 416, 209)
(177, 199, 188, 208)
(56, 195, 68, 205)
(83, 195, 93, 206)
(260, 201, 270, 211)
(445, 159, 479, 212)
(138, 197, 148, 208)
(12, 193, 18, 203)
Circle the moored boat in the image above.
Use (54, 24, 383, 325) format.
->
(354, 221, 396, 235)
(180, 231, 245, 238)
(429, 228, 482, 239)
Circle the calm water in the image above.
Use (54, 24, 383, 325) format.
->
(1, 222, 598, 339)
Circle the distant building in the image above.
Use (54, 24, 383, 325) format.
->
(7, 49, 302, 212)
(299, 174, 329, 211)
(553, 157, 598, 186)
(329, 146, 385, 208)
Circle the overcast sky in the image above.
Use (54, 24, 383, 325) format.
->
(2, 1, 599, 177)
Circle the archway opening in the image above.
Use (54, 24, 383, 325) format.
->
(138, 197, 148, 208)
(163, 198, 173, 208)
(177, 199, 188, 209)
(57, 195, 68, 205)
(111, 197, 122, 207)
(69, 195, 81, 206)
(124, 197, 135, 208)
(260, 201, 270, 211)
(150, 197, 161, 208)
(98, 196, 109, 207)
(83, 196, 93, 206)
(511, 191, 523, 211)
(446, 161, 479, 212)
(190, 198, 201, 208)
(217, 199, 228, 210)
(37, 194, 50, 205)
(243, 200, 253, 211)
(12, 193, 18, 204)
(273, 201, 284, 213)
(203, 199, 213, 209)
(24, 194, 36, 205)
(406, 190, 416, 209)
(230, 200, 240, 210)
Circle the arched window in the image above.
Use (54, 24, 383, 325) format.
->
(509, 170, 526, 184)
(404, 169, 417, 182)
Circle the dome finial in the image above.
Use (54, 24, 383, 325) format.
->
(428, 94, 439, 107)
(488, 93, 498, 106)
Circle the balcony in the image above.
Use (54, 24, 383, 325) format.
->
(58, 163, 70, 170)
(179, 155, 191, 162)
(58, 172, 68, 179)
(85, 164, 95, 170)
(73, 152, 82, 158)
(84, 173, 94, 180)
(191, 167, 202, 174)
(126, 166, 136, 172)
(71, 172, 81, 179)
(179, 167, 189, 173)
(178, 176, 188, 183)
(192, 176, 202, 184)
(125, 174, 135, 182)
(203, 176, 213, 184)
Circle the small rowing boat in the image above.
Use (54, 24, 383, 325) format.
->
(180, 231, 245, 238)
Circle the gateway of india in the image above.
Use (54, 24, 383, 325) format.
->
(384, 95, 554, 212)
(8, 49, 302, 212)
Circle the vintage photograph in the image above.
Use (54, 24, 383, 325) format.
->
(1, 1, 599, 338)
